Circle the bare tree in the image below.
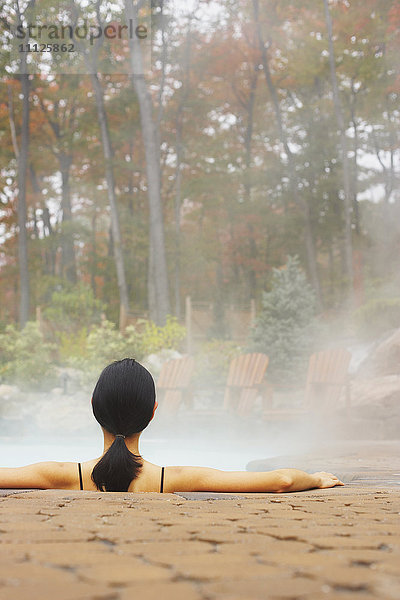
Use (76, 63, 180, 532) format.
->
(29, 164, 56, 275)
(348, 79, 361, 236)
(172, 12, 195, 318)
(71, 0, 130, 328)
(124, 0, 170, 325)
(90, 70, 130, 327)
(13, 0, 36, 327)
(253, 0, 322, 308)
(37, 80, 78, 283)
(323, 0, 354, 295)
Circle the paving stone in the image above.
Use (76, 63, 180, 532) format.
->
(79, 560, 171, 585)
(0, 541, 111, 563)
(296, 564, 387, 589)
(323, 548, 399, 565)
(1, 445, 400, 600)
(0, 581, 121, 600)
(120, 580, 203, 600)
(118, 539, 213, 559)
(0, 562, 77, 586)
(373, 574, 400, 600)
(305, 592, 380, 600)
(169, 553, 284, 580)
(215, 538, 314, 555)
(257, 551, 346, 568)
(203, 575, 324, 598)
(0, 531, 91, 544)
(310, 535, 393, 549)
(374, 555, 400, 576)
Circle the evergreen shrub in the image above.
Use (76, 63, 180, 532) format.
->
(250, 256, 317, 384)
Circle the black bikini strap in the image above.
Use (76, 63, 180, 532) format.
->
(78, 462, 83, 491)
(160, 466, 165, 493)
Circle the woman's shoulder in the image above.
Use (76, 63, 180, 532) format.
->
(128, 462, 220, 493)
(154, 465, 222, 493)
(40, 459, 98, 490)
(52, 460, 93, 490)
(0, 461, 83, 490)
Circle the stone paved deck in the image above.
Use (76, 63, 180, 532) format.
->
(0, 483, 399, 600)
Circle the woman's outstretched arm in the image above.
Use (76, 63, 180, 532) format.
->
(0, 462, 70, 489)
(267, 469, 344, 492)
(166, 466, 344, 493)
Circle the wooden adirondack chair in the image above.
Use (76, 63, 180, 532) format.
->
(156, 355, 195, 415)
(262, 348, 352, 420)
(223, 353, 270, 417)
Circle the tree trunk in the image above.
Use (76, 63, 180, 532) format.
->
(8, 77, 30, 325)
(125, 0, 170, 325)
(90, 72, 130, 326)
(253, 0, 322, 309)
(371, 105, 396, 274)
(41, 203, 56, 275)
(91, 209, 97, 296)
(59, 154, 77, 283)
(29, 163, 56, 275)
(13, 0, 38, 327)
(17, 73, 30, 327)
(173, 18, 193, 319)
(323, 0, 354, 295)
(148, 232, 157, 320)
(349, 82, 360, 236)
(243, 67, 259, 300)
(7, 84, 19, 160)
(70, 0, 130, 326)
(36, 78, 78, 284)
(174, 117, 183, 319)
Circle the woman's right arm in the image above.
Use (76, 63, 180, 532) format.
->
(166, 466, 343, 493)
(0, 462, 72, 489)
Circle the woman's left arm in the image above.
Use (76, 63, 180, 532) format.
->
(0, 462, 70, 489)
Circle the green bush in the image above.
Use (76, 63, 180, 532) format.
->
(249, 256, 317, 384)
(42, 283, 104, 334)
(58, 327, 89, 362)
(354, 298, 400, 340)
(0, 322, 56, 389)
(69, 317, 186, 388)
(39, 283, 105, 361)
(134, 316, 187, 356)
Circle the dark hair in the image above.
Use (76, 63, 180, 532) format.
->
(91, 358, 156, 492)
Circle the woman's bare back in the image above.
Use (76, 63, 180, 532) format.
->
(70, 458, 167, 492)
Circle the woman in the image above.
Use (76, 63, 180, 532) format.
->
(1, 358, 344, 493)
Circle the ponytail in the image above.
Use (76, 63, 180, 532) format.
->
(90, 358, 156, 492)
(91, 435, 143, 492)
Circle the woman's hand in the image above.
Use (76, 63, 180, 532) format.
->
(312, 471, 344, 489)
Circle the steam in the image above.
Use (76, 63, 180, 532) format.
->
(0, 377, 339, 470)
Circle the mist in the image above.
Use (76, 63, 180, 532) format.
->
(0, 0, 399, 477)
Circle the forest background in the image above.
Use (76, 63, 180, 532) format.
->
(0, 0, 399, 390)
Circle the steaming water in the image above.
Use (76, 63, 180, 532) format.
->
(0, 434, 275, 471)
(0, 387, 327, 472)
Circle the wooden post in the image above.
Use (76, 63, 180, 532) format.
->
(345, 376, 351, 419)
(185, 295, 192, 354)
(250, 298, 256, 325)
(119, 303, 128, 332)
